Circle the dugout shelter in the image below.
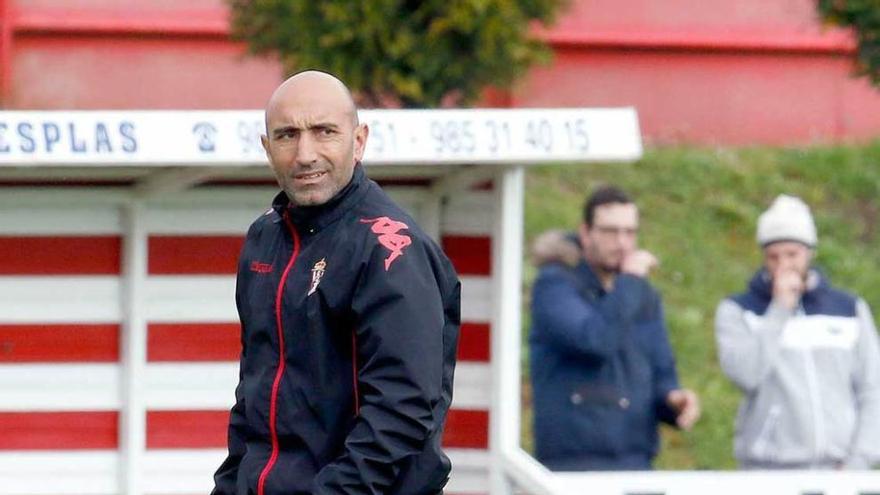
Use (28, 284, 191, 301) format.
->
(0, 107, 640, 495)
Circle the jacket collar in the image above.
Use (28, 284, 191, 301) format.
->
(575, 257, 607, 296)
(747, 267, 827, 301)
(271, 163, 369, 232)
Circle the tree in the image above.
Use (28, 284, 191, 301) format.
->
(817, 0, 880, 87)
(227, 0, 567, 107)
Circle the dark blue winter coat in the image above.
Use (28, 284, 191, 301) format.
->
(212, 165, 461, 495)
(529, 232, 680, 471)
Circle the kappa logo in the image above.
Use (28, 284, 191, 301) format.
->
(308, 258, 327, 296)
(249, 261, 273, 274)
(360, 216, 412, 271)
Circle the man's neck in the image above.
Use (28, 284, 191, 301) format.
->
(586, 260, 616, 291)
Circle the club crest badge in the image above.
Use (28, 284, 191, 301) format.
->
(308, 258, 327, 296)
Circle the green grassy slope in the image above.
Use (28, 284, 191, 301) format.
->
(521, 142, 880, 469)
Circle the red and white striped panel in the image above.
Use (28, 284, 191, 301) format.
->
(0, 186, 494, 495)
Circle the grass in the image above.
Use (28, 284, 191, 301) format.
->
(520, 141, 880, 469)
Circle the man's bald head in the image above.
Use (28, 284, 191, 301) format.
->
(264, 70, 358, 132)
(260, 70, 369, 207)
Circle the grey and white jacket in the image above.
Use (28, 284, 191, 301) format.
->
(715, 268, 880, 469)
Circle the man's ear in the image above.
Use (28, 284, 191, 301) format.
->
(353, 123, 369, 162)
(578, 222, 591, 249)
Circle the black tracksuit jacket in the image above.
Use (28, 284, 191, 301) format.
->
(212, 165, 461, 495)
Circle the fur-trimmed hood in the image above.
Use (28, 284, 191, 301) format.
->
(530, 229, 582, 268)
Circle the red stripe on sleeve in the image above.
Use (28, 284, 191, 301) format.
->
(0, 411, 117, 449)
(148, 236, 244, 275)
(0, 236, 120, 275)
(0, 324, 119, 362)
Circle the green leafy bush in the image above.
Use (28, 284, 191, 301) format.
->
(228, 0, 566, 107)
(818, 0, 880, 86)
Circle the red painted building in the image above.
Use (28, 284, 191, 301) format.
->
(1, 0, 879, 145)
(0, 1, 872, 493)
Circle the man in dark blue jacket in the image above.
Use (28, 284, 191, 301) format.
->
(212, 71, 461, 495)
(529, 185, 699, 471)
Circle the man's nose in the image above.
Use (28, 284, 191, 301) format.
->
(296, 133, 318, 164)
(779, 257, 796, 271)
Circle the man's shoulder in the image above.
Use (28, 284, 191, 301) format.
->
(818, 277, 858, 301)
(245, 206, 280, 236)
(727, 289, 754, 306)
(534, 261, 580, 287)
(352, 182, 432, 242)
(347, 182, 448, 272)
(815, 283, 859, 316)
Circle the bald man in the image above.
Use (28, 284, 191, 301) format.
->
(212, 71, 461, 495)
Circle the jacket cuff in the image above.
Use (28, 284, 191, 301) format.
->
(656, 397, 680, 427)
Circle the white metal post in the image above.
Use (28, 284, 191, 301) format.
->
(119, 200, 148, 495)
(489, 165, 525, 495)
(421, 188, 443, 242)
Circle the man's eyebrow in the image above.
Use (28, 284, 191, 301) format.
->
(310, 122, 340, 130)
(271, 122, 339, 136)
(272, 125, 299, 137)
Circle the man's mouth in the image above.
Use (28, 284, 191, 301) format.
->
(295, 171, 327, 181)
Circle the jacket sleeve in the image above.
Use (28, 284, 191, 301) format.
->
(714, 298, 793, 393)
(647, 300, 682, 426)
(211, 292, 249, 495)
(530, 264, 647, 361)
(312, 237, 452, 494)
(845, 298, 880, 469)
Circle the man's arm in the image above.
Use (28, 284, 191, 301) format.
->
(312, 237, 455, 494)
(211, 363, 248, 494)
(714, 298, 792, 393)
(845, 299, 880, 469)
(644, 300, 683, 426)
(212, 294, 249, 494)
(531, 264, 647, 361)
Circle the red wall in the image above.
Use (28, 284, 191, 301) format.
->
(516, 0, 880, 145)
(1, 0, 879, 145)
(0, 0, 280, 109)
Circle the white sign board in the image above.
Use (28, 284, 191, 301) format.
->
(361, 108, 642, 164)
(0, 109, 641, 167)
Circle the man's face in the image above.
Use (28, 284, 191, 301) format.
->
(261, 82, 368, 206)
(579, 202, 639, 272)
(763, 241, 813, 280)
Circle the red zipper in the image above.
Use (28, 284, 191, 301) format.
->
(257, 211, 300, 495)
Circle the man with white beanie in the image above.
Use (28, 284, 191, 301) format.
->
(715, 194, 880, 469)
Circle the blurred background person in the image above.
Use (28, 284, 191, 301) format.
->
(528, 185, 700, 471)
(715, 194, 880, 470)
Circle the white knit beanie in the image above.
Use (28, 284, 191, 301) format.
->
(756, 195, 817, 247)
